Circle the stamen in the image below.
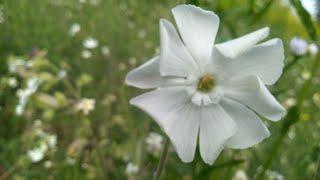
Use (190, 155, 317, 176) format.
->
(197, 74, 215, 92)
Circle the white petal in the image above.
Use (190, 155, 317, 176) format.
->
(125, 56, 164, 89)
(199, 104, 236, 165)
(125, 56, 189, 89)
(172, 5, 219, 65)
(223, 75, 286, 121)
(215, 38, 284, 85)
(159, 19, 198, 77)
(215, 27, 269, 59)
(220, 98, 270, 149)
(130, 87, 199, 162)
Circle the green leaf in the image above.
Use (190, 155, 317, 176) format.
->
(186, 0, 199, 6)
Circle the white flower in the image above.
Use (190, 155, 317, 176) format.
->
(81, 50, 92, 59)
(232, 170, 248, 180)
(57, 70, 67, 79)
(290, 37, 308, 56)
(145, 132, 163, 155)
(301, 70, 311, 80)
(16, 78, 42, 115)
(76, 98, 95, 115)
(101, 45, 110, 56)
(83, 37, 98, 49)
(44, 160, 53, 168)
(27, 143, 48, 163)
(125, 162, 139, 175)
(8, 58, 26, 73)
(308, 43, 318, 56)
(69, 23, 81, 36)
(126, 5, 285, 165)
(266, 170, 284, 180)
(7, 77, 18, 88)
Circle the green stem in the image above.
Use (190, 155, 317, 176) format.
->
(256, 133, 286, 179)
(153, 137, 170, 180)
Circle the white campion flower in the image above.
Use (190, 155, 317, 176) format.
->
(290, 37, 308, 56)
(16, 78, 42, 115)
(145, 132, 163, 155)
(83, 37, 99, 49)
(69, 23, 81, 36)
(308, 43, 318, 56)
(7, 77, 18, 88)
(125, 5, 285, 165)
(76, 98, 95, 115)
(125, 162, 139, 175)
(27, 143, 48, 163)
(232, 170, 248, 180)
(81, 50, 92, 59)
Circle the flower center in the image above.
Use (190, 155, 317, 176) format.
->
(197, 74, 215, 93)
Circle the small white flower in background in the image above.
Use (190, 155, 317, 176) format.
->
(7, 77, 18, 88)
(126, 5, 285, 165)
(232, 170, 248, 180)
(290, 37, 308, 56)
(283, 98, 296, 108)
(313, 93, 320, 107)
(44, 160, 53, 168)
(308, 43, 318, 56)
(27, 143, 48, 163)
(129, 57, 137, 66)
(57, 70, 67, 79)
(101, 45, 111, 56)
(76, 98, 95, 115)
(266, 170, 284, 180)
(145, 132, 163, 156)
(125, 162, 139, 175)
(16, 77, 42, 115)
(83, 37, 98, 49)
(81, 50, 92, 59)
(138, 29, 147, 39)
(301, 70, 311, 80)
(66, 157, 76, 165)
(69, 23, 81, 36)
(79, 0, 86, 3)
(8, 59, 26, 73)
(118, 63, 127, 71)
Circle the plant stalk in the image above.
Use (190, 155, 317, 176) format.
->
(153, 137, 170, 180)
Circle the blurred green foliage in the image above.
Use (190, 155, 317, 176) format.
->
(0, 0, 319, 179)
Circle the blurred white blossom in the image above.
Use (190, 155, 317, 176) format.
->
(232, 170, 248, 180)
(27, 143, 48, 163)
(7, 77, 18, 88)
(301, 70, 311, 80)
(69, 23, 81, 36)
(266, 170, 284, 180)
(145, 132, 163, 156)
(76, 98, 95, 115)
(118, 63, 126, 71)
(44, 160, 53, 168)
(138, 29, 147, 39)
(101, 45, 111, 56)
(125, 162, 139, 175)
(16, 78, 42, 115)
(308, 43, 318, 56)
(57, 70, 67, 79)
(81, 50, 92, 59)
(83, 37, 98, 49)
(290, 37, 308, 56)
(284, 98, 296, 108)
(8, 59, 28, 73)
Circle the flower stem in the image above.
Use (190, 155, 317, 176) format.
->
(153, 137, 170, 180)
